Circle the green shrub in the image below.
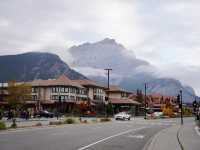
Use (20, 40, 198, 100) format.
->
(82, 120, 87, 123)
(49, 121, 63, 125)
(64, 118, 76, 124)
(0, 108, 3, 120)
(91, 119, 97, 123)
(100, 118, 111, 122)
(35, 122, 42, 126)
(0, 121, 6, 130)
(10, 123, 17, 128)
(10, 119, 17, 128)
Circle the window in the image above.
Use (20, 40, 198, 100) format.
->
(32, 88, 38, 93)
(52, 95, 58, 100)
(94, 88, 103, 94)
(69, 88, 72, 93)
(76, 96, 79, 101)
(94, 95, 104, 100)
(56, 87, 59, 93)
(65, 87, 69, 93)
(77, 89, 80, 94)
(70, 96, 75, 100)
(32, 95, 37, 100)
(61, 87, 65, 93)
(52, 87, 56, 93)
(61, 95, 65, 100)
(65, 95, 69, 100)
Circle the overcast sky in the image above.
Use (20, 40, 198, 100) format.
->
(0, 0, 200, 94)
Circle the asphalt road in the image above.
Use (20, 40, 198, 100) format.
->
(0, 119, 176, 150)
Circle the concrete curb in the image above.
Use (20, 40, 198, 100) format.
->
(177, 126, 184, 150)
(0, 120, 113, 134)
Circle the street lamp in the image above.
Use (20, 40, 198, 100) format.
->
(180, 90, 183, 125)
(177, 90, 183, 125)
(144, 83, 147, 119)
(104, 68, 112, 117)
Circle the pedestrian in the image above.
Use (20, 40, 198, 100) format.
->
(25, 110, 29, 120)
(7, 110, 11, 120)
(197, 107, 200, 120)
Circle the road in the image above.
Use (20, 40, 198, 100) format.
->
(0, 118, 179, 150)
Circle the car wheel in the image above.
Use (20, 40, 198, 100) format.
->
(128, 118, 130, 120)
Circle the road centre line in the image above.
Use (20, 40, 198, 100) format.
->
(77, 126, 147, 150)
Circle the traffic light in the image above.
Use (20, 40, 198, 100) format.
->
(193, 100, 198, 108)
(193, 100, 199, 113)
(177, 94, 182, 109)
(177, 94, 180, 104)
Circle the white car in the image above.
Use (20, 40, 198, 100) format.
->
(114, 112, 131, 120)
(153, 112, 163, 117)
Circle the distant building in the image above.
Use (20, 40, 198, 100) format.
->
(0, 75, 107, 113)
(0, 83, 9, 106)
(106, 85, 141, 115)
(0, 76, 143, 115)
(146, 94, 177, 112)
(72, 79, 106, 104)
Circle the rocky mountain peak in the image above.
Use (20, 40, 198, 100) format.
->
(99, 38, 117, 44)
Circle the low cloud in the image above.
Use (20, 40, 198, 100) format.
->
(156, 64, 200, 94)
(0, 0, 200, 94)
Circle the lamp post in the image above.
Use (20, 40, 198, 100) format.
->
(144, 83, 147, 119)
(180, 90, 183, 125)
(37, 85, 41, 112)
(104, 68, 112, 117)
(193, 98, 198, 120)
(57, 87, 62, 120)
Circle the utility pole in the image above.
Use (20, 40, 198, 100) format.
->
(104, 69, 112, 90)
(144, 83, 147, 119)
(104, 68, 112, 117)
(180, 90, 183, 125)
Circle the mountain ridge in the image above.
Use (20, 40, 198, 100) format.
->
(0, 52, 87, 82)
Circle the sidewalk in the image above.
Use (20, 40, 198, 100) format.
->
(147, 121, 200, 150)
(179, 122, 200, 150)
(147, 125, 182, 150)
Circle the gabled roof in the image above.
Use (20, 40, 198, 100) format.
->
(107, 85, 131, 93)
(73, 79, 105, 88)
(29, 75, 84, 88)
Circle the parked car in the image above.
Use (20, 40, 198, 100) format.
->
(35, 110, 54, 118)
(153, 112, 163, 118)
(83, 111, 96, 117)
(3, 111, 9, 118)
(114, 112, 131, 120)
